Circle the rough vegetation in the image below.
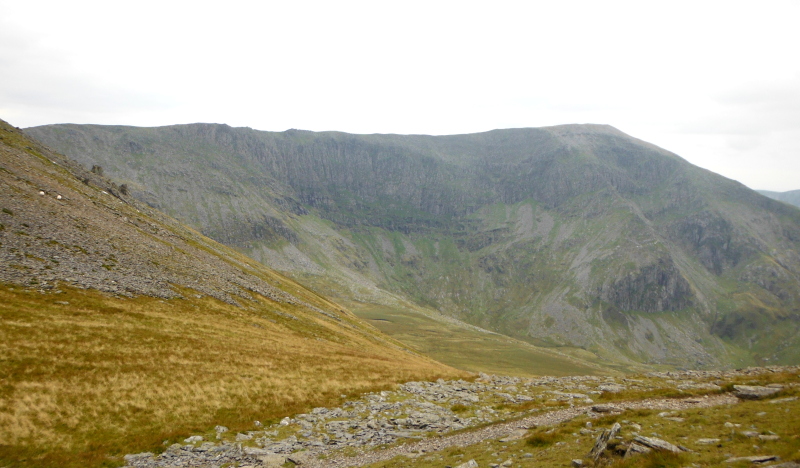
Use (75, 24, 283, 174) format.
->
(26, 122, 800, 369)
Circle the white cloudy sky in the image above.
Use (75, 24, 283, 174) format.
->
(1, 1, 798, 191)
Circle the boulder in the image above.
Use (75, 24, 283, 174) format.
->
(259, 453, 287, 467)
(455, 460, 479, 468)
(591, 404, 617, 413)
(696, 438, 720, 445)
(633, 435, 685, 453)
(589, 423, 620, 460)
(499, 428, 528, 442)
(599, 384, 626, 393)
(123, 452, 154, 466)
(724, 455, 779, 463)
(733, 385, 781, 400)
(624, 443, 651, 459)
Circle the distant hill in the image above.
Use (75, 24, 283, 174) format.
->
(27, 122, 800, 370)
(0, 118, 465, 467)
(758, 189, 800, 209)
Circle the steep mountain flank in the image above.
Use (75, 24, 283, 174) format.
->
(27, 122, 800, 369)
(0, 118, 466, 467)
(759, 189, 800, 208)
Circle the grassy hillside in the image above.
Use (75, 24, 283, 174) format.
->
(345, 301, 634, 377)
(0, 118, 466, 467)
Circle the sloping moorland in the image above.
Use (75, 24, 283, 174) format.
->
(0, 118, 468, 467)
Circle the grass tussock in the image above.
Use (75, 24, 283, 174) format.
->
(525, 428, 564, 448)
(450, 404, 469, 413)
(0, 284, 465, 468)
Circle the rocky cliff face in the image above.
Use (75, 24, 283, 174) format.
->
(26, 122, 800, 368)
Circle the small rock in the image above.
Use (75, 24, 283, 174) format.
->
(741, 431, 760, 438)
(455, 460, 479, 468)
(123, 452, 154, 464)
(591, 404, 616, 413)
(599, 384, 626, 393)
(214, 425, 228, 433)
(183, 435, 203, 443)
(758, 434, 780, 441)
(589, 423, 621, 460)
(769, 396, 798, 404)
(633, 435, 685, 453)
(733, 385, 782, 400)
(499, 429, 528, 442)
(724, 455, 779, 463)
(624, 443, 652, 458)
(259, 453, 287, 467)
(696, 438, 721, 445)
(572, 459, 584, 467)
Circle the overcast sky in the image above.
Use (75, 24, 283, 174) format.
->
(1, 1, 798, 191)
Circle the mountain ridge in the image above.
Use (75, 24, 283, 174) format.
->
(758, 189, 800, 209)
(26, 121, 800, 369)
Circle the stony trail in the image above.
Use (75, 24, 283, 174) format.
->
(122, 367, 796, 468)
(299, 394, 738, 467)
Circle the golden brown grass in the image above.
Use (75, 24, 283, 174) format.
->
(0, 283, 465, 468)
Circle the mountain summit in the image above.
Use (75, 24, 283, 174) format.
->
(27, 122, 800, 368)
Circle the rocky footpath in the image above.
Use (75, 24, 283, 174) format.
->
(121, 366, 799, 468)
